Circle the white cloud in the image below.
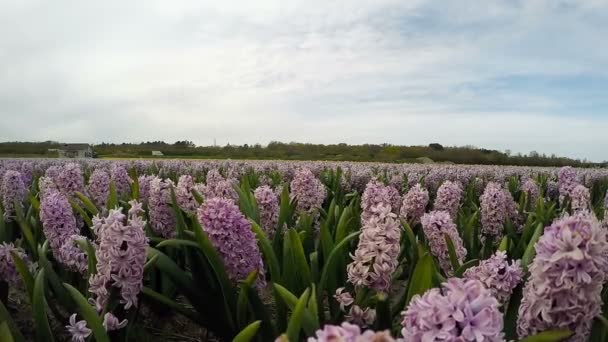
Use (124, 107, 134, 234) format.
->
(0, 0, 607, 160)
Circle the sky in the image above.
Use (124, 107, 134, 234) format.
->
(0, 0, 607, 161)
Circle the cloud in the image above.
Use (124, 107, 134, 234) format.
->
(0, 0, 607, 161)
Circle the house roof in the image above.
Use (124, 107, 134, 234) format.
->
(58, 143, 91, 151)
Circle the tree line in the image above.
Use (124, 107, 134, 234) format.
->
(0, 141, 603, 167)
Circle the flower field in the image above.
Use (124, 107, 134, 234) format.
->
(1, 159, 608, 341)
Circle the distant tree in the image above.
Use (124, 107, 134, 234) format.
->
(429, 143, 444, 151)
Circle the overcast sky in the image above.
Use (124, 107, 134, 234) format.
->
(1, 0, 607, 161)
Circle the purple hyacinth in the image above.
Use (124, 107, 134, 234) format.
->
(90, 201, 148, 312)
(148, 177, 176, 238)
(87, 169, 110, 208)
(137, 175, 154, 204)
(360, 179, 393, 222)
(0, 242, 35, 287)
(66, 314, 92, 342)
(401, 278, 504, 342)
(176, 175, 198, 214)
(480, 182, 508, 238)
(306, 322, 400, 342)
(420, 210, 467, 276)
(558, 166, 578, 204)
(39, 189, 88, 273)
(517, 213, 608, 341)
(570, 184, 590, 213)
(55, 163, 85, 197)
(546, 180, 559, 201)
(387, 185, 402, 215)
(290, 168, 327, 215)
(254, 185, 279, 238)
(433, 180, 463, 219)
(110, 164, 132, 197)
(202, 169, 239, 203)
(520, 178, 540, 207)
(197, 198, 266, 288)
(347, 203, 401, 292)
(463, 251, 523, 304)
(399, 183, 429, 224)
(2, 170, 26, 222)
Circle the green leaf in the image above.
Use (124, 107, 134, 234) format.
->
(63, 283, 110, 342)
(0, 300, 25, 342)
(129, 168, 140, 200)
(191, 218, 237, 331)
(405, 251, 436, 306)
(454, 259, 479, 277)
(250, 221, 280, 281)
(232, 321, 262, 342)
(107, 181, 118, 210)
(68, 199, 93, 228)
(288, 229, 312, 288)
(334, 206, 353, 244)
(444, 233, 461, 273)
(191, 188, 204, 205)
(286, 288, 310, 342)
(33, 270, 55, 342)
(374, 293, 391, 331)
(140, 287, 201, 322)
(74, 192, 99, 215)
(156, 239, 200, 250)
(10, 252, 35, 300)
(0, 322, 15, 342)
(522, 223, 544, 272)
(518, 329, 572, 342)
(237, 270, 258, 329)
(74, 238, 97, 280)
(272, 284, 318, 336)
(13, 201, 36, 255)
(169, 185, 186, 238)
(318, 232, 360, 299)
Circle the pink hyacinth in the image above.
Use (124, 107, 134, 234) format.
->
(399, 183, 429, 225)
(1, 170, 26, 222)
(401, 278, 504, 342)
(176, 175, 199, 214)
(89, 201, 148, 312)
(347, 203, 400, 292)
(463, 251, 523, 304)
(290, 168, 327, 215)
(420, 210, 467, 276)
(517, 213, 608, 341)
(148, 177, 176, 238)
(197, 197, 266, 288)
(254, 185, 279, 238)
(433, 180, 463, 219)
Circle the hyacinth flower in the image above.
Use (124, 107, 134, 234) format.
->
(55, 162, 86, 197)
(401, 278, 504, 342)
(176, 174, 199, 214)
(137, 174, 154, 204)
(463, 251, 523, 304)
(197, 197, 266, 288)
(558, 166, 578, 205)
(0, 242, 36, 287)
(87, 168, 110, 208)
(570, 184, 590, 214)
(39, 189, 88, 273)
(305, 322, 401, 342)
(148, 177, 176, 238)
(360, 179, 393, 222)
(386, 185, 402, 215)
(399, 183, 429, 225)
(517, 213, 608, 341)
(254, 185, 279, 238)
(433, 180, 463, 219)
(110, 164, 133, 197)
(520, 177, 540, 208)
(202, 169, 240, 203)
(480, 182, 509, 239)
(290, 168, 327, 216)
(89, 201, 148, 315)
(1, 170, 26, 222)
(347, 203, 401, 292)
(420, 210, 466, 276)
